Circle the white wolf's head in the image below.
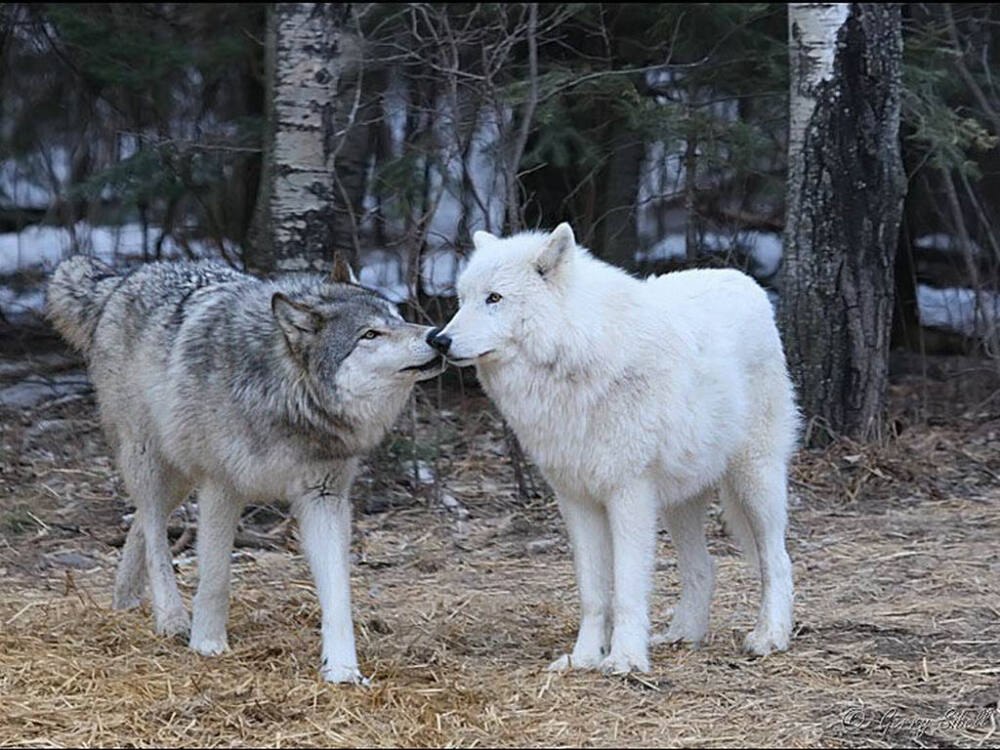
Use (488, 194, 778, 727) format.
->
(429, 223, 579, 367)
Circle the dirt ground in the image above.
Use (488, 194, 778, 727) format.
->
(1, 323, 999, 748)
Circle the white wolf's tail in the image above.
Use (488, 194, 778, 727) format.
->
(46, 256, 121, 353)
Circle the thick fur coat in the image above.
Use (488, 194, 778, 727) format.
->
(47, 256, 442, 683)
(434, 224, 799, 674)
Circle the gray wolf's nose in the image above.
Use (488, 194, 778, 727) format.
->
(427, 328, 452, 354)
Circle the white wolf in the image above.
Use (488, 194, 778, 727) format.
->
(429, 223, 798, 674)
(47, 256, 443, 683)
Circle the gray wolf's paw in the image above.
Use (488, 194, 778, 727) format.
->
(742, 625, 790, 656)
(112, 591, 143, 611)
(189, 634, 229, 656)
(155, 609, 191, 638)
(599, 649, 650, 675)
(321, 663, 370, 685)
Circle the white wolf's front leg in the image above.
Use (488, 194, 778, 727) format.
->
(548, 495, 612, 672)
(189, 481, 243, 656)
(601, 477, 659, 674)
(294, 489, 366, 685)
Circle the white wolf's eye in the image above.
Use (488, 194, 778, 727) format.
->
(486, 292, 502, 304)
(361, 329, 381, 340)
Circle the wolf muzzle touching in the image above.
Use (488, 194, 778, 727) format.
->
(47, 255, 443, 683)
(433, 223, 799, 675)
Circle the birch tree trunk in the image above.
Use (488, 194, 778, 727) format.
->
(248, 3, 354, 274)
(779, 3, 905, 445)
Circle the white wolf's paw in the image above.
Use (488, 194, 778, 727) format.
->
(599, 649, 650, 676)
(742, 625, 790, 657)
(547, 648, 603, 672)
(321, 662, 370, 686)
(652, 619, 707, 648)
(189, 634, 229, 656)
(547, 654, 573, 672)
(155, 609, 191, 638)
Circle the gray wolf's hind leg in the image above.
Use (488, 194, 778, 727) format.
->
(189, 481, 243, 656)
(120, 442, 192, 637)
(112, 519, 147, 610)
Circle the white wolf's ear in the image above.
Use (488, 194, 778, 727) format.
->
(535, 222, 575, 279)
(330, 252, 359, 285)
(272, 293, 323, 354)
(472, 230, 496, 250)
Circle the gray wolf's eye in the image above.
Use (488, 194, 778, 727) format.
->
(361, 329, 381, 340)
(486, 292, 502, 304)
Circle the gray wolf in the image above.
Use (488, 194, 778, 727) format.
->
(47, 255, 443, 683)
(429, 223, 798, 674)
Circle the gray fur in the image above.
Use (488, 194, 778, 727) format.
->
(46, 257, 443, 683)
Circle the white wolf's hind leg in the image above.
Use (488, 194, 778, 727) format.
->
(653, 490, 714, 647)
(548, 495, 612, 672)
(123, 443, 191, 638)
(294, 492, 366, 685)
(113, 519, 147, 610)
(189, 481, 242, 656)
(724, 458, 793, 656)
(600, 477, 658, 675)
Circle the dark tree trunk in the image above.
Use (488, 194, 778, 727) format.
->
(330, 67, 380, 269)
(780, 4, 906, 445)
(598, 126, 644, 270)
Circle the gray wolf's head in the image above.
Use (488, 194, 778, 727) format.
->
(272, 280, 444, 409)
(429, 223, 580, 367)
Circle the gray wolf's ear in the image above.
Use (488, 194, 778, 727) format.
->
(330, 252, 359, 284)
(272, 293, 323, 353)
(535, 222, 575, 278)
(472, 230, 496, 250)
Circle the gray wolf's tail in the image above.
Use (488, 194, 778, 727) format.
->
(46, 256, 120, 353)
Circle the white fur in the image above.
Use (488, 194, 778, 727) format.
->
(441, 223, 799, 673)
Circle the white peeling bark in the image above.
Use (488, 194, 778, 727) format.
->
(250, 3, 356, 274)
(787, 4, 850, 166)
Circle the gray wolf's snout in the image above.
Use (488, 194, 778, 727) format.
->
(427, 327, 451, 355)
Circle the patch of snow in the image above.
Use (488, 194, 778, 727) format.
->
(637, 234, 687, 263)
(414, 460, 435, 485)
(0, 287, 45, 318)
(635, 231, 783, 276)
(358, 251, 408, 303)
(914, 233, 982, 256)
(420, 250, 467, 297)
(0, 221, 231, 277)
(0, 372, 90, 409)
(917, 284, 1000, 337)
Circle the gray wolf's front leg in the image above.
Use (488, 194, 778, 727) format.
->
(293, 488, 366, 684)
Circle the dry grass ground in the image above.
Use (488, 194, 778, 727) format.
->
(1, 331, 999, 747)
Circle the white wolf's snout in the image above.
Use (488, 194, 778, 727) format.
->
(434, 309, 496, 365)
